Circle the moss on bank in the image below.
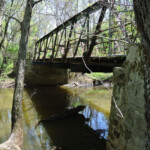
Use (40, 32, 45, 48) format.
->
(87, 72, 113, 81)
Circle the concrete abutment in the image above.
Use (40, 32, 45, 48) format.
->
(107, 44, 150, 150)
(24, 61, 69, 86)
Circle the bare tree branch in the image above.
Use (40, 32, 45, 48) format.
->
(33, 0, 42, 6)
(3, 13, 22, 25)
(0, 17, 11, 49)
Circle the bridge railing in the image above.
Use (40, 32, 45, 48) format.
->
(33, 0, 139, 62)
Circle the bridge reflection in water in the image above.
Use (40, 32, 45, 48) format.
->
(0, 86, 111, 150)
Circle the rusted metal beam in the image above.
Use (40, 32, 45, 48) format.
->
(33, 55, 126, 73)
(37, 42, 43, 60)
(47, 37, 52, 51)
(43, 37, 49, 59)
(55, 29, 65, 58)
(62, 21, 75, 61)
(87, 14, 90, 51)
(85, 6, 107, 60)
(36, 1, 109, 44)
(50, 32, 58, 61)
(33, 43, 38, 61)
(73, 17, 87, 58)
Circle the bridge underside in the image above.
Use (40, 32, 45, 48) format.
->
(33, 55, 125, 73)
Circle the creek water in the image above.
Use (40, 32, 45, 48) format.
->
(0, 86, 111, 150)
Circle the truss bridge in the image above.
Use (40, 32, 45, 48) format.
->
(32, 0, 138, 73)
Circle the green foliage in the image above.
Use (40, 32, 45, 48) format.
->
(0, 55, 3, 67)
(7, 43, 19, 58)
(0, 63, 14, 80)
(87, 72, 113, 81)
(73, 101, 82, 107)
(0, 44, 18, 78)
(4, 63, 13, 74)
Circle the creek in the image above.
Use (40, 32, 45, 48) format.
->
(0, 86, 111, 150)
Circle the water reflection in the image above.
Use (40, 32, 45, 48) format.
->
(0, 86, 111, 150)
(39, 114, 106, 150)
(0, 89, 13, 143)
(83, 106, 108, 139)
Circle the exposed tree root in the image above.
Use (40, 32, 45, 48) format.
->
(0, 127, 23, 150)
(0, 138, 22, 150)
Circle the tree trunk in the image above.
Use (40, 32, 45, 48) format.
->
(0, 0, 33, 149)
(0, 56, 7, 74)
(133, 0, 150, 50)
(133, 0, 150, 141)
(0, 0, 5, 36)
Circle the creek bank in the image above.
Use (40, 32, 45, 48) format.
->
(67, 72, 113, 88)
(0, 80, 14, 88)
(0, 72, 113, 88)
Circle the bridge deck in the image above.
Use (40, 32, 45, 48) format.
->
(33, 55, 126, 73)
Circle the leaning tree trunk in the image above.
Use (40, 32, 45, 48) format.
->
(0, 0, 33, 149)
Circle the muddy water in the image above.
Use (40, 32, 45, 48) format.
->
(0, 86, 111, 150)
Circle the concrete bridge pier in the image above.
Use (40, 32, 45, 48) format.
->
(24, 60, 69, 86)
(107, 44, 150, 150)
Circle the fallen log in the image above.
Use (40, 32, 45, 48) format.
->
(37, 105, 86, 125)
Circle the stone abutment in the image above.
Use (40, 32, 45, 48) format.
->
(107, 44, 150, 150)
